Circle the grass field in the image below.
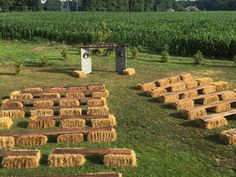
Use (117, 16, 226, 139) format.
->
(0, 40, 236, 177)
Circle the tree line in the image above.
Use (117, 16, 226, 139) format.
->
(0, 0, 236, 12)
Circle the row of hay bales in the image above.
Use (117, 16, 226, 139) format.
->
(137, 73, 236, 145)
(0, 148, 136, 169)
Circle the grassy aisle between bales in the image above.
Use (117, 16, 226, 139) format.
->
(0, 40, 236, 177)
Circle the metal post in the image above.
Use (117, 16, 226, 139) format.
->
(115, 47, 127, 74)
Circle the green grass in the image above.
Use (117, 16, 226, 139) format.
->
(0, 40, 236, 177)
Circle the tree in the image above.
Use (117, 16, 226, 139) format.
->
(145, 0, 154, 11)
(0, 0, 13, 11)
(130, 0, 145, 12)
(44, 0, 62, 11)
(27, 0, 42, 11)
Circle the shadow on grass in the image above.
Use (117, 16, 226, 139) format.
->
(1, 96, 9, 100)
(86, 154, 103, 165)
(204, 134, 223, 145)
(181, 120, 198, 128)
(137, 92, 147, 97)
(160, 104, 172, 110)
(170, 112, 184, 119)
(0, 72, 15, 76)
(40, 154, 49, 165)
(130, 86, 138, 90)
(17, 121, 28, 128)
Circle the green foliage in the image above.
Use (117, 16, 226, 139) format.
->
(40, 55, 49, 66)
(194, 50, 204, 65)
(92, 21, 111, 43)
(130, 47, 139, 59)
(233, 55, 236, 64)
(14, 59, 24, 75)
(61, 48, 68, 61)
(160, 44, 169, 62)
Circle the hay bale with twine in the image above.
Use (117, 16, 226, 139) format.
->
(182, 108, 207, 120)
(0, 110, 25, 119)
(103, 150, 136, 167)
(30, 109, 54, 117)
(73, 70, 87, 78)
(185, 80, 198, 89)
(123, 68, 136, 76)
(87, 98, 107, 106)
(213, 81, 230, 92)
(0, 117, 13, 129)
(92, 90, 110, 98)
(50, 87, 67, 92)
(10, 91, 33, 99)
(57, 133, 84, 143)
(147, 88, 167, 98)
(137, 82, 156, 91)
(171, 83, 186, 92)
(1, 101, 24, 109)
(28, 117, 56, 129)
(168, 76, 181, 84)
(87, 128, 117, 143)
(221, 91, 236, 100)
(59, 108, 82, 116)
(59, 99, 80, 107)
(202, 95, 219, 105)
(198, 116, 228, 129)
(1, 150, 41, 168)
(180, 73, 193, 81)
(219, 129, 236, 145)
(0, 136, 15, 149)
(40, 93, 60, 99)
(87, 84, 105, 91)
(208, 102, 231, 113)
(172, 100, 194, 111)
(159, 94, 179, 103)
(60, 118, 86, 128)
(66, 92, 85, 98)
(48, 154, 86, 167)
(87, 106, 109, 116)
(33, 100, 54, 108)
(24, 87, 43, 92)
(15, 135, 48, 146)
(196, 78, 213, 86)
(69, 86, 87, 91)
(91, 115, 117, 128)
(155, 79, 170, 87)
(181, 90, 198, 99)
(201, 85, 217, 94)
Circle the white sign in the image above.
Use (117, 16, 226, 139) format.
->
(81, 48, 92, 74)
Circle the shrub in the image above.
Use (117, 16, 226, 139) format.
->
(233, 55, 236, 64)
(160, 45, 169, 62)
(40, 55, 49, 66)
(194, 50, 204, 65)
(61, 48, 68, 61)
(14, 59, 24, 75)
(130, 47, 139, 59)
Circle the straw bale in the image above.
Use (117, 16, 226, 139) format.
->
(24, 87, 43, 92)
(57, 133, 84, 143)
(66, 92, 85, 98)
(182, 108, 207, 120)
(87, 84, 105, 90)
(59, 108, 82, 116)
(60, 118, 86, 128)
(181, 90, 198, 99)
(49, 87, 67, 92)
(73, 70, 87, 78)
(1, 101, 23, 109)
(87, 106, 109, 116)
(33, 100, 54, 108)
(0, 117, 13, 129)
(208, 102, 231, 113)
(185, 80, 198, 89)
(10, 91, 33, 99)
(171, 83, 186, 92)
(219, 129, 236, 145)
(15, 135, 48, 146)
(87, 128, 117, 143)
(103, 149, 136, 167)
(202, 95, 219, 105)
(201, 85, 217, 94)
(28, 117, 55, 129)
(221, 91, 236, 101)
(180, 73, 193, 81)
(172, 100, 194, 111)
(68, 86, 87, 91)
(30, 109, 54, 117)
(168, 76, 181, 84)
(137, 82, 156, 91)
(59, 99, 80, 107)
(0, 136, 15, 149)
(48, 154, 85, 167)
(92, 90, 110, 98)
(213, 81, 230, 92)
(87, 97, 106, 106)
(196, 78, 213, 86)
(0, 110, 25, 119)
(123, 68, 136, 76)
(159, 94, 179, 103)
(91, 115, 117, 128)
(155, 79, 170, 87)
(40, 93, 60, 99)
(199, 116, 228, 129)
(147, 88, 167, 98)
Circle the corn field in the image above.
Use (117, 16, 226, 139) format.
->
(0, 11, 235, 58)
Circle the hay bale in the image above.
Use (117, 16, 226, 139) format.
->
(87, 97, 107, 106)
(91, 115, 117, 128)
(199, 116, 228, 129)
(158, 94, 179, 103)
(219, 129, 236, 145)
(147, 88, 167, 98)
(180, 73, 193, 81)
(60, 118, 86, 128)
(1, 101, 24, 109)
(87, 128, 117, 143)
(202, 95, 219, 105)
(103, 150, 136, 167)
(137, 82, 156, 91)
(172, 100, 194, 111)
(181, 90, 198, 99)
(40, 93, 60, 99)
(123, 68, 136, 76)
(213, 81, 230, 92)
(208, 102, 231, 113)
(50, 87, 67, 92)
(10, 91, 33, 99)
(15, 135, 48, 146)
(28, 117, 56, 129)
(59, 99, 80, 107)
(221, 91, 236, 101)
(1, 150, 41, 168)
(57, 133, 84, 143)
(92, 90, 110, 98)
(69, 86, 87, 91)
(48, 154, 85, 167)
(24, 87, 43, 92)
(171, 83, 186, 92)
(87, 84, 105, 91)
(196, 78, 213, 86)
(155, 79, 170, 87)
(0, 110, 25, 119)
(0, 136, 15, 149)
(185, 80, 198, 89)
(87, 106, 109, 116)
(200, 85, 217, 94)
(30, 109, 54, 117)
(0, 117, 13, 129)
(182, 108, 207, 120)
(168, 76, 181, 84)
(33, 100, 54, 108)
(73, 70, 87, 78)
(59, 108, 82, 116)
(66, 92, 85, 98)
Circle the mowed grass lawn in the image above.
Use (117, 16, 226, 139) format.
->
(0, 40, 236, 177)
